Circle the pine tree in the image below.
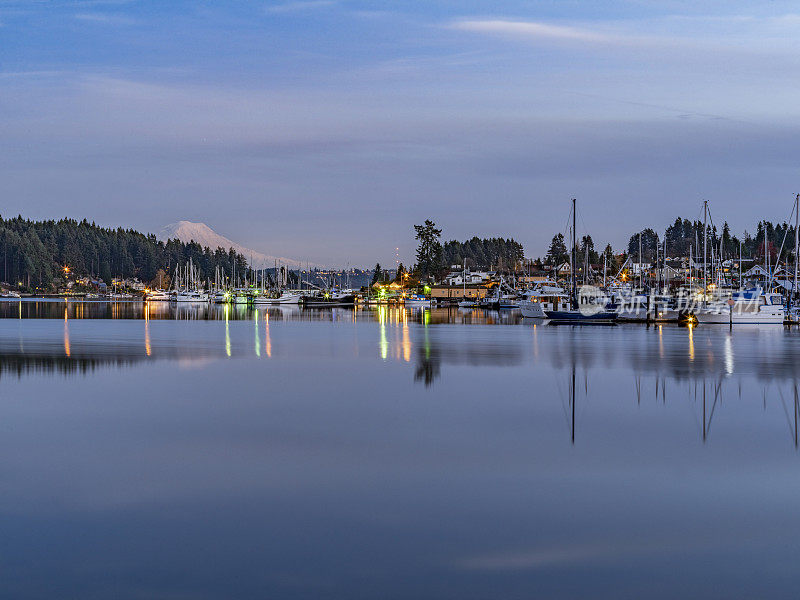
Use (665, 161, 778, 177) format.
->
(413, 220, 443, 281)
(545, 233, 568, 266)
(371, 263, 382, 285)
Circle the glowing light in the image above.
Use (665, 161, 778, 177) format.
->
(63, 308, 70, 357)
(724, 334, 734, 375)
(380, 321, 388, 360)
(224, 304, 231, 357)
(401, 319, 411, 362)
(265, 311, 272, 358)
(144, 303, 151, 356)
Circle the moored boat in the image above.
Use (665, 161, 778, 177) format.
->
(694, 287, 784, 324)
(519, 281, 569, 318)
(302, 292, 356, 307)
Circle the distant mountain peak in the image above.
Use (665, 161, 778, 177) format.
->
(158, 221, 311, 269)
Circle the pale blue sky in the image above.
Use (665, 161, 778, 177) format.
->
(2, 1, 800, 266)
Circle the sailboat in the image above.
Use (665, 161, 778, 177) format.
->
(544, 198, 617, 324)
(171, 259, 209, 302)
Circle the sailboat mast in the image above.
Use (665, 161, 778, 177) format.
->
(655, 236, 659, 292)
(638, 232, 642, 290)
(703, 200, 708, 304)
(739, 241, 742, 291)
(794, 193, 799, 307)
(572, 198, 577, 308)
(584, 242, 588, 286)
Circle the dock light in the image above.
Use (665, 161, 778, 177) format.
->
(63, 266, 70, 274)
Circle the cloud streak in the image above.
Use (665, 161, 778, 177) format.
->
(74, 12, 137, 25)
(451, 19, 620, 45)
(265, 0, 335, 14)
(449, 14, 800, 53)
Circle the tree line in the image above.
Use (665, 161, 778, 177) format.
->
(0, 215, 250, 289)
(410, 220, 526, 282)
(442, 237, 525, 270)
(542, 216, 800, 268)
(627, 218, 797, 263)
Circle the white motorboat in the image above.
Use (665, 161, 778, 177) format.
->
(695, 287, 784, 324)
(257, 291, 303, 305)
(145, 289, 170, 301)
(519, 282, 569, 318)
(171, 290, 209, 303)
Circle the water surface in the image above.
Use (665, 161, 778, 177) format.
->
(0, 300, 798, 599)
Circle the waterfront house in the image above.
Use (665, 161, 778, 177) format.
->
(430, 283, 490, 301)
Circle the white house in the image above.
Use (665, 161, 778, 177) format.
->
(444, 271, 491, 286)
(743, 265, 783, 280)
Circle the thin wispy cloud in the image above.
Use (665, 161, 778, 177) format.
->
(74, 12, 137, 25)
(265, 0, 335, 14)
(451, 20, 619, 44)
(449, 14, 800, 53)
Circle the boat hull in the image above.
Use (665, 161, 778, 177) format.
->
(519, 300, 546, 318)
(695, 310, 784, 324)
(545, 310, 618, 324)
(258, 294, 303, 305)
(303, 294, 356, 307)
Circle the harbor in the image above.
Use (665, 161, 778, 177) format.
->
(7, 0, 800, 596)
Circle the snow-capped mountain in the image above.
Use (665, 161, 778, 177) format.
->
(158, 221, 310, 269)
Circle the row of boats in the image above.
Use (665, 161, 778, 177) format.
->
(514, 280, 787, 325)
(506, 197, 795, 325)
(145, 287, 433, 308)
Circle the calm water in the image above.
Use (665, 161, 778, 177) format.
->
(1, 300, 799, 599)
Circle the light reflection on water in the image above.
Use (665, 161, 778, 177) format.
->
(1, 301, 800, 598)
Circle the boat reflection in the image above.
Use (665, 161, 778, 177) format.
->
(545, 326, 800, 446)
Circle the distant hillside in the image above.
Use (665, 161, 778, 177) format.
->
(159, 221, 312, 269)
(0, 216, 249, 289)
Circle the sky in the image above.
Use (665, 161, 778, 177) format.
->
(2, 1, 800, 267)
